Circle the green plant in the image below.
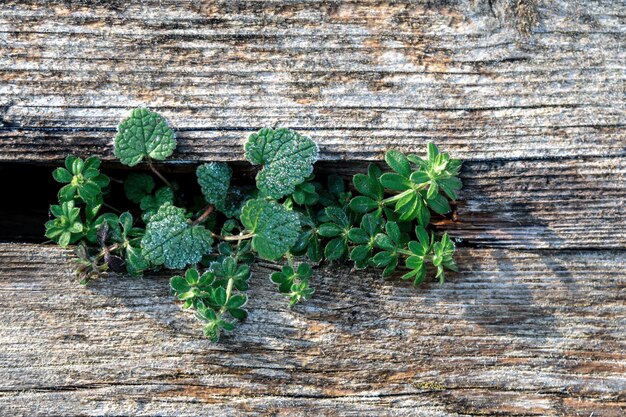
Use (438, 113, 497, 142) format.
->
(46, 108, 463, 342)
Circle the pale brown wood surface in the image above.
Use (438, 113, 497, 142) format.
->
(0, 0, 625, 416)
(0, 244, 624, 416)
(0, 0, 624, 162)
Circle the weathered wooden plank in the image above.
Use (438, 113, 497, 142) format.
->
(0, 243, 624, 416)
(447, 156, 626, 249)
(0, 0, 624, 162)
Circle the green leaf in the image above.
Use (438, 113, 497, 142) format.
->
(197, 162, 232, 208)
(140, 186, 175, 222)
(380, 173, 410, 191)
(114, 108, 176, 166)
(240, 198, 300, 260)
(385, 150, 411, 177)
(439, 177, 463, 200)
(141, 203, 213, 269)
(124, 173, 155, 203)
(350, 245, 370, 263)
(426, 193, 451, 215)
(214, 287, 227, 306)
(52, 168, 73, 183)
(427, 142, 439, 161)
(229, 308, 248, 320)
(350, 196, 378, 213)
(244, 128, 319, 199)
(227, 294, 247, 309)
(353, 164, 383, 200)
(45, 200, 84, 247)
(327, 174, 345, 196)
(324, 237, 347, 261)
(318, 222, 344, 237)
(347, 228, 369, 244)
(125, 244, 149, 275)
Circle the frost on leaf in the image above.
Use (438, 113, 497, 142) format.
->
(197, 162, 232, 208)
(240, 198, 300, 260)
(141, 203, 213, 269)
(114, 108, 176, 166)
(244, 128, 318, 199)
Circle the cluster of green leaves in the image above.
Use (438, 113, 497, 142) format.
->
(46, 107, 463, 342)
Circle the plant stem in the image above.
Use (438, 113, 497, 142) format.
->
(220, 275, 235, 315)
(285, 252, 296, 269)
(212, 232, 255, 241)
(191, 204, 214, 226)
(397, 249, 413, 257)
(96, 243, 120, 261)
(102, 202, 123, 214)
(147, 157, 174, 190)
(381, 189, 413, 205)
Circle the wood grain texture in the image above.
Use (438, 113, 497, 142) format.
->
(0, 0, 624, 162)
(1, 1, 625, 415)
(0, 243, 624, 416)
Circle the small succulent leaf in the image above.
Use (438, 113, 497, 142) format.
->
(427, 142, 439, 161)
(227, 294, 247, 309)
(318, 223, 344, 237)
(52, 168, 73, 183)
(385, 150, 411, 177)
(380, 173, 411, 191)
(185, 267, 199, 284)
(324, 206, 350, 228)
(350, 245, 370, 263)
(385, 221, 401, 244)
(114, 108, 176, 166)
(141, 203, 213, 269)
(83, 156, 101, 171)
(125, 244, 149, 275)
(416, 199, 430, 227)
(324, 237, 347, 261)
(382, 256, 399, 277)
(347, 228, 369, 244)
(119, 211, 133, 235)
(229, 308, 248, 320)
(214, 287, 227, 306)
(64, 155, 78, 172)
(426, 193, 451, 215)
(170, 275, 190, 293)
(372, 251, 393, 267)
(410, 171, 430, 186)
(427, 181, 439, 200)
(296, 262, 312, 278)
(415, 226, 430, 247)
(244, 128, 319, 199)
(71, 158, 84, 175)
(307, 236, 323, 263)
(77, 181, 102, 205)
(374, 233, 395, 251)
(349, 196, 378, 213)
(439, 177, 463, 200)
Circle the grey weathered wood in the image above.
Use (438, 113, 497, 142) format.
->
(1, 1, 625, 415)
(379, 156, 625, 249)
(0, 0, 624, 162)
(0, 243, 624, 416)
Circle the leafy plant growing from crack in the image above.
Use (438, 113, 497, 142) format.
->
(45, 108, 463, 342)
